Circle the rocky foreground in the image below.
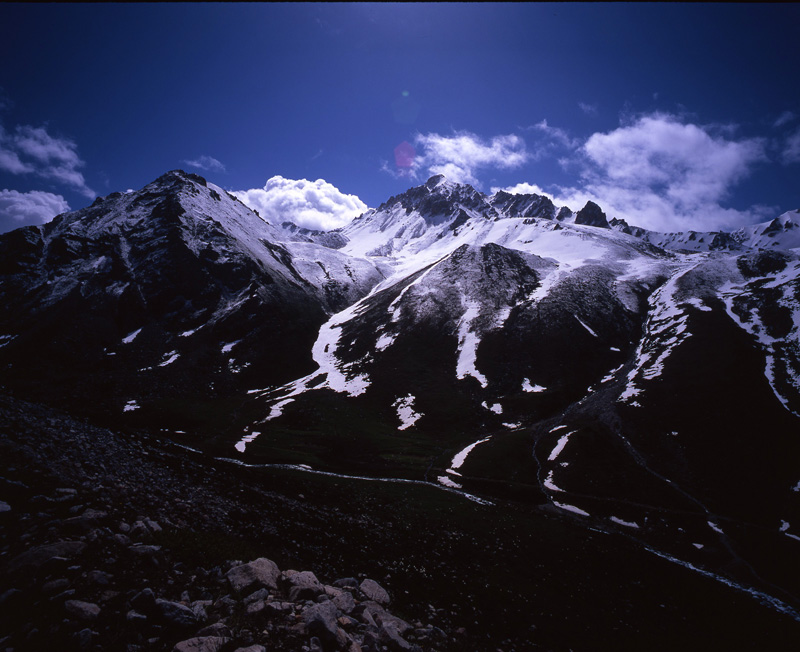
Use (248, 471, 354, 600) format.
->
(0, 395, 450, 651)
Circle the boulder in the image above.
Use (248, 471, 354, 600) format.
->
(359, 579, 390, 606)
(226, 558, 280, 595)
(130, 587, 157, 615)
(172, 636, 231, 652)
(303, 601, 348, 650)
(64, 599, 101, 621)
(378, 621, 415, 651)
(285, 570, 325, 602)
(156, 598, 201, 629)
(332, 590, 356, 614)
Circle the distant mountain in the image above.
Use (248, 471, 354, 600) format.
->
(1, 170, 799, 617)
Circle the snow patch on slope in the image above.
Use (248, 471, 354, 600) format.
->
(394, 394, 422, 430)
(455, 300, 488, 388)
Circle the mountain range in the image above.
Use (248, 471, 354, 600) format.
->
(1, 169, 799, 642)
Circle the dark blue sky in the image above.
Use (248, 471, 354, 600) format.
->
(1, 3, 799, 233)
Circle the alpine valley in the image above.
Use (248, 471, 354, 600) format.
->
(1, 170, 800, 651)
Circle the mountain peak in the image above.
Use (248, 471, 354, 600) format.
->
(575, 201, 609, 228)
(424, 174, 448, 189)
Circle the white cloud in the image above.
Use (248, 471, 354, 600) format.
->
(490, 181, 553, 200)
(557, 113, 769, 231)
(401, 131, 529, 187)
(578, 102, 598, 115)
(774, 111, 797, 128)
(232, 176, 368, 231)
(183, 155, 226, 173)
(0, 122, 94, 198)
(783, 129, 800, 164)
(0, 188, 70, 233)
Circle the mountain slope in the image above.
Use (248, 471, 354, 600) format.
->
(0, 170, 384, 433)
(1, 171, 799, 625)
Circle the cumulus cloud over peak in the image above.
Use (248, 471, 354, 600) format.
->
(556, 113, 770, 231)
(0, 122, 94, 198)
(0, 188, 70, 234)
(385, 130, 529, 187)
(490, 181, 553, 199)
(232, 176, 368, 231)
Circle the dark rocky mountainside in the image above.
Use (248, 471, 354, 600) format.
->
(1, 170, 800, 649)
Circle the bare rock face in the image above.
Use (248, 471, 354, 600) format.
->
(574, 200, 609, 228)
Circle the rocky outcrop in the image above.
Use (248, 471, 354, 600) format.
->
(0, 394, 452, 651)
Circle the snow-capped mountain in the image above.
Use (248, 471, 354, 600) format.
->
(1, 170, 799, 617)
(0, 170, 384, 431)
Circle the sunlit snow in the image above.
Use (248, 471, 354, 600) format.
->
(609, 516, 639, 529)
(575, 315, 598, 337)
(122, 328, 142, 344)
(234, 431, 261, 453)
(548, 430, 575, 461)
(393, 394, 422, 430)
(554, 501, 590, 517)
(448, 436, 492, 473)
(522, 378, 546, 393)
(455, 300, 488, 388)
(158, 351, 180, 367)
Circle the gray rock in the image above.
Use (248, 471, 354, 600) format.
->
(144, 518, 163, 533)
(303, 601, 347, 650)
(0, 588, 22, 608)
(359, 579, 390, 606)
(285, 569, 324, 602)
(172, 637, 231, 652)
(156, 598, 200, 629)
(42, 578, 71, 595)
(6, 540, 87, 574)
(226, 558, 280, 595)
(332, 590, 356, 614)
(64, 508, 108, 531)
(263, 601, 293, 616)
(212, 595, 237, 616)
(243, 588, 270, 606)
(128, 544, 161, 556)
(191, 601, 209, 622)
(131, 588, 157, 615)
(196, 622, 233, 638)
(332, 577, 359, 590)
(245, 599, 265, 616)
(352, 602, 378, 628)
(73, 628, 94, 650)
(65, 599, 101, 621)
(87, 569, 112, 586)
(375, 611, 414, 636)
(126, 610, 148, 627)
(130, 520, 151, 540)
(234, 646, 266, 652)
(379, 621, 414, 652)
